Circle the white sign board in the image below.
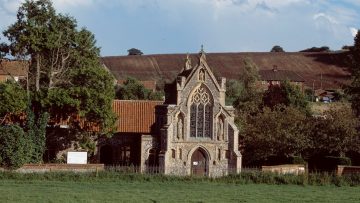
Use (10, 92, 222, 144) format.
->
(67, 152, 87, 164)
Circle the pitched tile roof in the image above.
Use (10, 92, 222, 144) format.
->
(112, 100, 163, 134)
(102, 52, 350, 90)
(0, 60, 28, 77)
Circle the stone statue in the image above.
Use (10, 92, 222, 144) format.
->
(177, 118, 183, 140)
(217, 118, 224, 141)
(199, 69, 205, 81)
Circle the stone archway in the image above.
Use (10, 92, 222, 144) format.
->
(100, 145, 113, 165)
(191, 148, 208, 176)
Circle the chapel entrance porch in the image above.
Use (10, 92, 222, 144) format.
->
(191, 148, 208, 176)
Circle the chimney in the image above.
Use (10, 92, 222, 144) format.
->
(272, 65, 278, 72)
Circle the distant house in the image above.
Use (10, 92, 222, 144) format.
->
(314, 89, 336, 103)
(258, 66, 305, 91)
(0, 60, 28, 83)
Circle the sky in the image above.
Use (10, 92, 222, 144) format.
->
(0, 0, 359, 56)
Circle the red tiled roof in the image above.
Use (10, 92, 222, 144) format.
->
(112, 100, 163, 134)
(102, 52, 350, 90)
(0, 60, 28, 77)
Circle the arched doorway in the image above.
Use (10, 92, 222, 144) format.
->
(148, 148, 159, 167)
(100, 145, 113, 165)
(191, 148, 208, 176)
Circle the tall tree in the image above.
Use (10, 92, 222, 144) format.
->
(3, 0, 56, 92)
(242, 106, 310, 165)
(349, 30, 360, 117)
(3, 0, 116, 134)
(234, 58, 262, 117)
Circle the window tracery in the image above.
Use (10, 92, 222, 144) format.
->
(190, 87, 213, 138)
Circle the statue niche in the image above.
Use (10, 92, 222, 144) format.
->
(176, 114, 184, 140)
(199, 69, 205, 82)
(217, 116, 225, 141)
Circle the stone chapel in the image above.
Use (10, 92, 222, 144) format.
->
(139, 49, 242, 176)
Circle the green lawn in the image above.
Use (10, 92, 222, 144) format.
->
(0, 180, 359, 203)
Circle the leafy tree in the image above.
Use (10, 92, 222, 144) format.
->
(263, 80, 309, 113)
(0, 42, 9, 58)
(3, 0, 56, 92)
(66, 66, 116, 131)
(4, 0, 116, 133)
(232, 59, 263, 128)
(304, 88, 314, 102)
(116, 77, 163, 100)
(0, 125, 30, 169)
(240, 58, 260, 90)
(128, 48, 143, 56)
(0, 81, 27, 124)
(270, 45, 285, 52)
(348, 30, 360, 117)
(1, 0, 116, 165)
(226, 79, 244, 105)
(300, 46, 330, 52)
(309, 104, 360, 157)
(242, 106, 310, 165)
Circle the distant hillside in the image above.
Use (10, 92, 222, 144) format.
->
(102, 52, 350, 90)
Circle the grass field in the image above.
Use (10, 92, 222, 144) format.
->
(1, 179, 360, 203)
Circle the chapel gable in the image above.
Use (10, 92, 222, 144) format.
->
(154, 48, 242, 177)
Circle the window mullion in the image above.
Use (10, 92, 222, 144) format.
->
(195, 104, 198, 138)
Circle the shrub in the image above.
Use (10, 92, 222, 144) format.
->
(0, 125, 30, 169)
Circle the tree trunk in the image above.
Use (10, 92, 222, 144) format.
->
(36, 53, 40, 92)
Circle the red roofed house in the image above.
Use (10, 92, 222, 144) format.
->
(258, 65, 305, 91)
(0, 60, 28, 83)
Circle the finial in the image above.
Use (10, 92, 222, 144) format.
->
(199, 45, 206, 61)
(185, 53, 192, 70)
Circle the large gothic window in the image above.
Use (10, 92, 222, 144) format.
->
(190, 86, 213, 138)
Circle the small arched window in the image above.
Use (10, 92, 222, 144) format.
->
(190, 86, 213, 138)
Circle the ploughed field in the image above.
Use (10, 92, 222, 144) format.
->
(0, 179, 359, 202)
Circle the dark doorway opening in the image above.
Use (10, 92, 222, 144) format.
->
(100, 145, 113, 165)
(191, 148, 208, 176)
(148, 148, 159, 166)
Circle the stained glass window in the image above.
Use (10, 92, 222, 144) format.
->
(204, 104, 212, 137)
(189, 86, 213, 138)
(190, 104, 197, 137)
(197, 103, 204, 137)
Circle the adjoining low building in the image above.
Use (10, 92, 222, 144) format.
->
(0, 59, 28, 83)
